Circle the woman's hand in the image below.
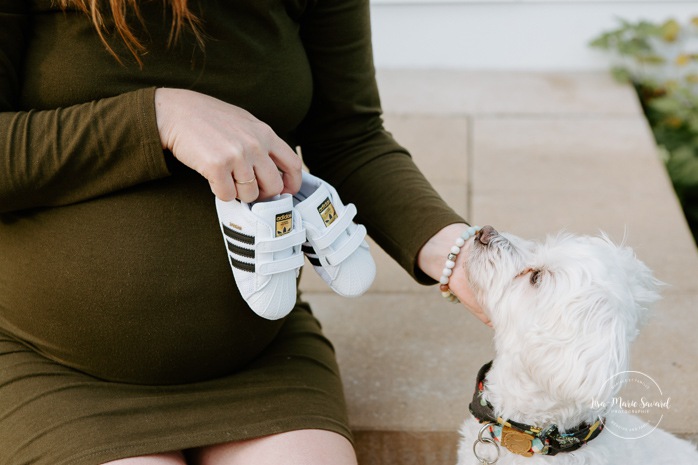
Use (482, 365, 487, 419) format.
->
(417, 223, 491, 326)
(154, 88, 303, 202)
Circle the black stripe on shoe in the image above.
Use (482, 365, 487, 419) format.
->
(222, 224, 255, 245)
(302, 243, 322, 267)
(230, 256, 255, 273)
(227, 240, 255, 259)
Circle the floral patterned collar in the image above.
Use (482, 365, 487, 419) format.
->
(468, 361, 605, 457)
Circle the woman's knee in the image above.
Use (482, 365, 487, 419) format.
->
(187, 429, 357, 465)
(101, 451, 187, 465)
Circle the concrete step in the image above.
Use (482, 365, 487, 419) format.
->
(299, 70, 698, 464)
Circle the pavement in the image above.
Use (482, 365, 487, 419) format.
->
(298, 70, 698, 464)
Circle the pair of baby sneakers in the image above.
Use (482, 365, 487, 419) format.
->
(215, 172, 376, 320)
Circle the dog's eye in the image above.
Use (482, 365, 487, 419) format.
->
(529, 269, 543, 287)
(515, 267, 544, 287)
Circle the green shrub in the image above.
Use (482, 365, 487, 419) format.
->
(590, 17, 698, 244)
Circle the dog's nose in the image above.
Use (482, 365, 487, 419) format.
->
(476, 225, 498, 245)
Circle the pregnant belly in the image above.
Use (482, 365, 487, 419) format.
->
(0, 174, 283, 385)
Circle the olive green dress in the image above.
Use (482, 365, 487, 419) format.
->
(0, 0, 463, 463)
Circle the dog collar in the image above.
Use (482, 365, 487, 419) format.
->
(468, 361, 605, 457)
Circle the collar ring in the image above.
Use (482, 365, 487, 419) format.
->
(473, 422, 500, 464)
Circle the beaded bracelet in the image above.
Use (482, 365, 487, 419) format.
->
(439, 226, 480, 303)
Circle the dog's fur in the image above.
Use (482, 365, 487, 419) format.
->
(456, 228, 698, 464)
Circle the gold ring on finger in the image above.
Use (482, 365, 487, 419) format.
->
(234, 175, 257, 185)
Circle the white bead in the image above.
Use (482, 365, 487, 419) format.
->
(437, 227, 482, 302)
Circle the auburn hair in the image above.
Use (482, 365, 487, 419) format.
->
(58, 0, 204, 64)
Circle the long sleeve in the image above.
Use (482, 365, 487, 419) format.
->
(296, 0, 465, 284)
(0, 2, 169, 214)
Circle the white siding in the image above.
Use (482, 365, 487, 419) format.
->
(370, 1, 698, 70)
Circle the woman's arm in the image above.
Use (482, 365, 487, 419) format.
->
(0, 89, 169, 213)
(296, 0, 488, 323)
(417, 223, 490, 325)
(0, 3, 169, 213)
(296, 0, 461, 282)
(0, 4, 302, 213)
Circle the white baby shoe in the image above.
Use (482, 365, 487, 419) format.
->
(293, 172, 375, 297)
(215, 194, 306, 320)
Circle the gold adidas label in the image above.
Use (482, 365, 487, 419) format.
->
(275, 211, 293, 237)
(317, 197, 337, 227)
(228, 222, 243, 230)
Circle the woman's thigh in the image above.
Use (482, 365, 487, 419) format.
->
(186, 429, 357, 465)
(102, 451, 187, 465)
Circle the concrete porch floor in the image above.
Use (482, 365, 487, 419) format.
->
(299, 70, 698, 464)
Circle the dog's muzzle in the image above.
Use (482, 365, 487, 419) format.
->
(475, 225, 498, 246)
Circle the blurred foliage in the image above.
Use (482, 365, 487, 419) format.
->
(590, 17, 698, 244)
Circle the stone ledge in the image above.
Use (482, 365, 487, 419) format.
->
(376, 70, 643, 116)
(354, 431, 459, 465)
(301, 70, 698, 464)
(353, 431, 698, 465)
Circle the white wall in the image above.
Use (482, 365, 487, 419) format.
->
(370, 0, 698, 70)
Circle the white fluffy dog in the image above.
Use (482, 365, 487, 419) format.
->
(456, 226, 698, 465)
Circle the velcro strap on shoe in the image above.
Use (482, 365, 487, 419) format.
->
(256, 228, 306, 253)
(311, 203, 357, 251)
(321, 224, 367, 266)
(257, 252, 305, 276)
